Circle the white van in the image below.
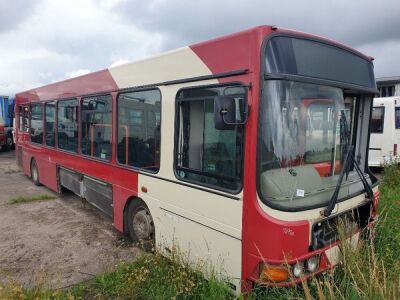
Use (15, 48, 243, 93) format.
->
(368, 96, 400, 167)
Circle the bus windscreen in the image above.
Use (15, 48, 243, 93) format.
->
(265, 36, 376, 89)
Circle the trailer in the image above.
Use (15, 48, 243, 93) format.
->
(368, 96, 400, 167)
(0, 95, 15, 151)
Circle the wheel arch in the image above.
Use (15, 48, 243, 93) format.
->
(123, 196, 148, 234)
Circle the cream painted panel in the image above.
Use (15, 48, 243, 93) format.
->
(154, 83, 242, 236)
(135, 80, 243, 287)
(138, 175, 242, 287)
(139, 176, 242, 238)
(109, 47, 213, 89)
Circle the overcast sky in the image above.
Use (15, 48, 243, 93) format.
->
(1, 0, 399, 96)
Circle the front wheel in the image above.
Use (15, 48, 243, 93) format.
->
(31, 159, 41, 186)
(127, 200, 155, 251)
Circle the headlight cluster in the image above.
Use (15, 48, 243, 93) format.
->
(260, 255, 320, 283)
(292, 256, 319, 278)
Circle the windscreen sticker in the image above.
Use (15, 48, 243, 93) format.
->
(296, 189, 305, 197)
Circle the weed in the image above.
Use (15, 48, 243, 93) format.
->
(8, 194, 56, 205)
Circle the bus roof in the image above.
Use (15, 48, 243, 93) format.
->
(16, 25, 374, 102)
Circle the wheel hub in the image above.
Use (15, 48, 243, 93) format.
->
(132, 208, 154, 240)
(32, 166, 38, 182)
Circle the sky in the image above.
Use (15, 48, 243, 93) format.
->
(1, 0, 399, 96)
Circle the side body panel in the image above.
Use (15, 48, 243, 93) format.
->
(369, 97, 400, 166)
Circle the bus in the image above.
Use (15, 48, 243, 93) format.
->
(15, 25, 380, 292)
(0, 96, 14, 151)
(369, 96, 400, 167)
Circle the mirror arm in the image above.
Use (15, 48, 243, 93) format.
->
(221, 105, 249, 125)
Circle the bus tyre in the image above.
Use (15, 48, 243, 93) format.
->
(5, 133, 14, 151)
(127, 200, 155, 251)
(31, 159, 41, 186)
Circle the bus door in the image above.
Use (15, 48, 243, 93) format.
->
(16, 105, 30, 166)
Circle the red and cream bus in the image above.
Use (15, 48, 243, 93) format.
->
(15, 25, 379, 292)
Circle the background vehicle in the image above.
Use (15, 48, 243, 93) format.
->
(0, 96, 14, 151)
(14, 25, 379, 292)
(369, 96, 400, 166)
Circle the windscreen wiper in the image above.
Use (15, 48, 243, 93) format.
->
(324, 111, 374, 217)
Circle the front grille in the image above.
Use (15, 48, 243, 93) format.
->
(311, 202, 371, 250)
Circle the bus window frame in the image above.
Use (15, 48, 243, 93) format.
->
(115, 87, 162, 174)
(257, 34, 378, 212)
(20, 105, 29, 133)
(56, 98, 79, 154)
(80, 93, 113, 162)
(262, 33, 379, 95)
(173, 82, 246, 195)
(44, 100, 57, 148)
(29, 102, 44, 145)
(370, 106, 385, 134)
(395, 107, 400, 129)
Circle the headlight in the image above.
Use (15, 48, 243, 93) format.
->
(292, 262, 304, 278)
(306, 256, 319, 273)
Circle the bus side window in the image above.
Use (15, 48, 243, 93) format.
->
(18, 106, 23, 131)
(57, 99, 78, 152)
(175, 85, 244, 192)
(22, 106, 29, 132)
(45, 101, 56, 147)
(395, 107, 400, 129)
(117, 89, 161, 172)
(30, 103, 43, 144)
(81, 95, 112, 160)
(371, 107, 385, 133)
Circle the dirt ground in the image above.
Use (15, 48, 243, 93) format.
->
(0, 150, 139, 288)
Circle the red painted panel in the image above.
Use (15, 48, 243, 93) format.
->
(17, 69, 118, 102)
(190, 26, 273, 76)
(20, 142, 139, 232)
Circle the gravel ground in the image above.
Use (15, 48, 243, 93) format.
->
(0, 150, 139, 288)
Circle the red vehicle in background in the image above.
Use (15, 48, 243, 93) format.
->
(15, 26, 379, 292)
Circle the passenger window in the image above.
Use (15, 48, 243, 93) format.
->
(57, 99, 78, 152)
(18, 106, 23, 131)
(30, 103, 43, 144)
(81, 95, 112, 160)
(20, 106, 29, 132)
(395, 107, 400, 129)
(45, 102, 56, 147)
(175, 86, 244, 192)
(117, 89, 161, 172)
(371, 107, 384, 133)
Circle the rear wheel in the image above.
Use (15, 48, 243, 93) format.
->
(127, 200, 155, 251)
(31, 159, 41, 186)
(5, 133, 14, 151)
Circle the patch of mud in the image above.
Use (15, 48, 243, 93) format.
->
(0, 151, 140, 288)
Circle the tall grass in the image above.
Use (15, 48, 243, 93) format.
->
(1, 165, 399, 299)
(72, 252, 233, 300)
